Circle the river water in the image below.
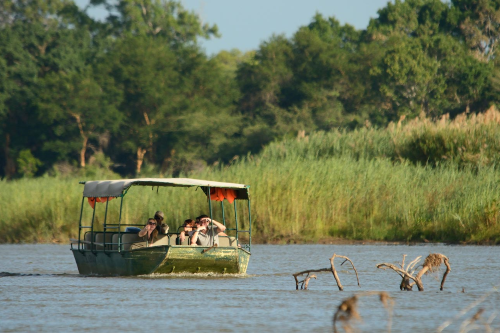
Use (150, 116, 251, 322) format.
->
(0, 244, 499, 332)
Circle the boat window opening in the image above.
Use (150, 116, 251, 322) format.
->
(205, 198, 251, 251)
(78, 195, 138, 253)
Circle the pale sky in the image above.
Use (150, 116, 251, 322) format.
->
(76, 0, 395, 55)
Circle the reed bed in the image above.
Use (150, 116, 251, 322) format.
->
(200, 155, 500, 243)
(1, 109, 500, 243)
(261, 106, 500, 169)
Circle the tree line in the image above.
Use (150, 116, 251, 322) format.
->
(1, 0, 499, 179)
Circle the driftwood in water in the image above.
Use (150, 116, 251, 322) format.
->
(293, 253, 360, 291)
(377, 253, 451, 291)
(333, 291, 394, 333)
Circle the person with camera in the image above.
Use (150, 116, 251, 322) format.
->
(178, 218, 195, 243)
(190, 215, 226, 247)
(153, 210, 169, 234)
(138, 218, 159, 246)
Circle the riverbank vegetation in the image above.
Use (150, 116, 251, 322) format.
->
(2, 111, 500, 244)
(2, 0, 500, 243)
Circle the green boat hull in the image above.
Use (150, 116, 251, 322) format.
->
(71, 246, 251, 276)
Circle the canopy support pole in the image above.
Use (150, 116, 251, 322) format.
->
(103, 198, 109, 254)
(221, 201, 226, 226)
(248, 198, 252, 253)
(118, 196, 124, 252)
(234, 200, 239, 244)
(208, 186, 214, 246)
(90, 199, 96, 254)
(78, 196, 84, 252)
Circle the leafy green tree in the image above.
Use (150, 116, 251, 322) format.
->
(16, 149, 42, 178)
(37, 69, 122, 167)
(2, 0, 500, 180)
(289, 15, 362, 130)
(237, 35, 293, 114)
(87, 0, 240, 175)
(0, 0, 98, 178)
(368, 0, 449, 38)
(213, 49, 255, 79)
(101, 36, 181, 174)
(102, 0, 218, 44)
(104, 35, 241, 175)
(166, 53, 241, 171)
(449, 0, 500, 61)
(235, 35, 294, 150)
(0, 27, 31, 178)
(370, 36, 445, 118)
(367, 0, 492, 120)
(236, 14, 365, 136)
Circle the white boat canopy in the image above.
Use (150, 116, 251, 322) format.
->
(81, 178, 250, 198)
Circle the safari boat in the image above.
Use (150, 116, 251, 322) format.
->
(70, 178, 251, 276)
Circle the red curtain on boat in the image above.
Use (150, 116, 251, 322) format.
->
(210, 188, 237, 204)
(87, 197, 115, 209)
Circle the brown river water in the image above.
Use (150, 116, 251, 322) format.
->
(0, 244, 499, 332)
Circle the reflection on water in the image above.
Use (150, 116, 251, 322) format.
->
(0, 244, 499, 332)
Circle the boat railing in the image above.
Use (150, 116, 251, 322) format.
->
(72, 232, 244, 252)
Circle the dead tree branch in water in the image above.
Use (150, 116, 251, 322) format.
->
(293, 253, 360, 291)
(303, 274, 317, 290)
(333, 291, 394, 333)
(377, 253, 450, 291)
(330, 254, 360, 291)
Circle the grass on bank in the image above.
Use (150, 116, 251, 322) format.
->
(1, 109, 500, 243)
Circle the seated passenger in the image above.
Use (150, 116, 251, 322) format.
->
(154, 211, 169, 234)
(179, 219, 195, 243)
(138, 218, 158, 246)
(190, 215, 226, 247)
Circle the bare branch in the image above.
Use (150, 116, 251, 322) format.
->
(406, 255, 422, 273)
(293, 253, 360, 291)
(378, 254, 450, 292)
(293, 268, 330, 290)
(377, 260, 423, 291)
(377, 262, 414, 278)
(303, 274, 317, 290)
(330, 254, 344, 291)
(331, 254, 360, 287)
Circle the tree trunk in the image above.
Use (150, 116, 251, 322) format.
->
(400, 275, 413, 291)
(143, 112, 154, 158)
(330, 255, 344, 291)
(80, 136, 88, 168)
(137, 147, 147, 174)
(70, 113, 88, 168)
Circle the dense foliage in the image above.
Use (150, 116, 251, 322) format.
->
(1, 0, 500, 178)
(2, 110, 500, 244)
